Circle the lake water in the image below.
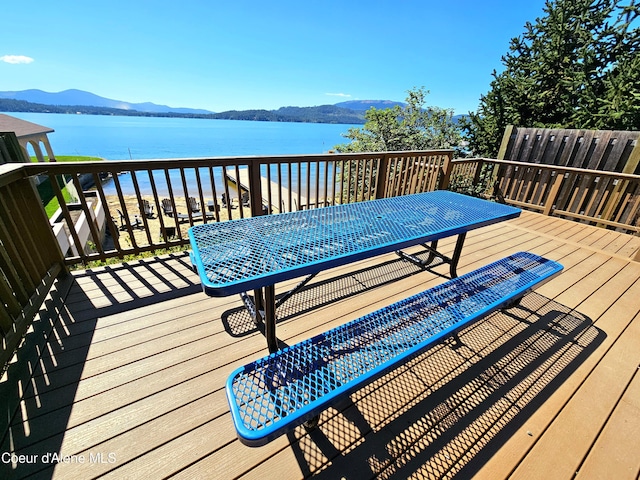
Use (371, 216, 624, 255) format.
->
(6, 112, 357, 159)
(6, 112, 358, 198)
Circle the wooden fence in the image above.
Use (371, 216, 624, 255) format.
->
(451, 158, 640, 233)
(0, 163, 67, 371)
(497, 126, 640, 174)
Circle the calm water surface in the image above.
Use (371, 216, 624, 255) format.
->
(7, 112, 356, 197)
(7, 112, 356, 159)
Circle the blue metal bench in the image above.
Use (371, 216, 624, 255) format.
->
(226, 252, 563, 446)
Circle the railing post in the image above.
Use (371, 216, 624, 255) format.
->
(438, 151, 454, 190)
(247, 159, 265, 216)
(374, 153, 390, 199)
(472, 159, 485, 186)
(543, 171, 565, 216)
(597, 139, 640, 228)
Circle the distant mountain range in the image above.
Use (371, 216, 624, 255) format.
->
(0, 89, 465, 125)
(0, 89, 213, 115)
(334, 100, 406, 111)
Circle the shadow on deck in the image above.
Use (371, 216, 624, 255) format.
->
(0, 253, 202, 479)
(0, 240, 619, 478)
(289, 294, 604, 478)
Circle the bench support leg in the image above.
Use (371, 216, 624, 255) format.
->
(502, 296, 522, 310)
(446, 332, 464, 349)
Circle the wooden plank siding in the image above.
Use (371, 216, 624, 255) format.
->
(0, 211, 639, 479)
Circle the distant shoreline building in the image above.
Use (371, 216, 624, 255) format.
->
(0, 113, 56, 162)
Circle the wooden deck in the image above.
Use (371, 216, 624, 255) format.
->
(1, 211, 639, 479)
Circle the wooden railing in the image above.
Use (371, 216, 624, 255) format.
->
(2, 150, 453, 265)
(0, 149, 452, 370)
(451, 158, 640, 234)
(0, 163, 67, 371)
(3, 143, 640, 372)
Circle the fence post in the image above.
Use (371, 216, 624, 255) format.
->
(0, 132, 30, 164)
(497, 125, 515, 160)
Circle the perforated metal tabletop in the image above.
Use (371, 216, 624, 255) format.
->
(188, 191, 521, 298)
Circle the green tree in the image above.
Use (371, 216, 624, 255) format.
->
(465, 0, 640, 157)
(334, 87, 463, 154)
(332, 88, 463, 202)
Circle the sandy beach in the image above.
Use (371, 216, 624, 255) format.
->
(104, 195, 251, 249)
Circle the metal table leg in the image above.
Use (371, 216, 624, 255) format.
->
(396, 233, 467, 278)
(263, 284, 278, 353)
(254, 288, 265, 313)
(449, 232, 466, 278)
(239, 285, 279, 352)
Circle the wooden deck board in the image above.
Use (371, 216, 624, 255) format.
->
(576, 358, 640, 479)
(510, 308, 640, 479)
(474, 259, 640, 480)
(1, 212, 639, 479)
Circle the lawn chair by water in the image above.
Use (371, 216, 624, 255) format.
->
(117, 209, 143, 231)
(142, 199, 155, 218)
(161, 199, 174, 216)
(231, 191, 250, 209)
(188, 197, 201, 213)
(221, 193, 236, 209)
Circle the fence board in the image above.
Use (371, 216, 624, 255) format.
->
(502, 126, 640, 173)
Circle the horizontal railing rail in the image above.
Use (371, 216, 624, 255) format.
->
(3, 150, 453, 268)
(3, 144, 640, 373)
(451, 158, 640, 234)
(0, 149, 452, 370)
(0, 149, 449, 373)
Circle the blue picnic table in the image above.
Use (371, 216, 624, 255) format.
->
(188, 190, 521, 352)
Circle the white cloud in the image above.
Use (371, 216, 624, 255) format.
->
(0, 55, 34, 64)
(325, 93, 351, 98)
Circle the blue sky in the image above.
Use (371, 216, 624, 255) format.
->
(1, 0, 548, 115)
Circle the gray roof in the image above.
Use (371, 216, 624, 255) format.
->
(0, 113, 54, 138)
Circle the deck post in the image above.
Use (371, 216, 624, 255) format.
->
(374, 153, 390, 199)
(247, 159, 265, 217)
(438, 151, 454, 190)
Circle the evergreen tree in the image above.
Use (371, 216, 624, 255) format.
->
(465, 0, 640, 157)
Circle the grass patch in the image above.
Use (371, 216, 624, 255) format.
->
(31, 155, 104, 163)
(34, 155, 104, 218)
